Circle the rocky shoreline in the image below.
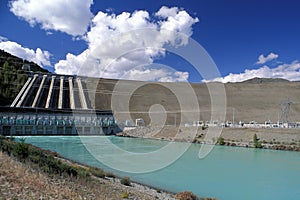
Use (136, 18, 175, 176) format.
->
(118, 126, 300, 152)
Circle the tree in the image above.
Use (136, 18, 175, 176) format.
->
(253, 134, 262, 148)
(13, 138, 29, 160)
(217, 137, 225, 145)
(120, 177, 131, 186)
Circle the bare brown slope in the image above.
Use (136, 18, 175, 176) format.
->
(84, 77, 300, 125)
(225, 79, 300, 123)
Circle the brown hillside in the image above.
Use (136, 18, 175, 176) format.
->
(83, 77, 300, 125)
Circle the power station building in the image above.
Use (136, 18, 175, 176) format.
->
(0, 73, 120, 136)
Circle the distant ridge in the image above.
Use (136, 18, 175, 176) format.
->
(241, 77, 290, 84)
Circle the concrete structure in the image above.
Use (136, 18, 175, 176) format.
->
(11, 74, 91, 110)
(32, 74, 47, 108)
(58, 76, 64, 109)
(5, 74, 121, 136)
(76, 77, 88, 109)
(135, 118, 145, 126)
(10, 76, 33, 107)
(68, 77, 75, 109)
(16, 74, 38, 107)
(0, 107, 120, 136)
(45, 75, 56, 109)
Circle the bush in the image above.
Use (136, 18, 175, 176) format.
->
(89, 167, 105, 178)
(77, 169, 91, 180)
(176, 191, 198, 200)
(253, 134, 262, 148)
(0, 138, 13, 155)
(121, 192, 129, 198)
(217, 137, 225, 145)
(13, 138, 29, 160)
(105, 172, 115, 178)
(120, 177, 131, 186)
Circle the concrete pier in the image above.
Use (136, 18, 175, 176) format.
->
(77, 78, 88, 109)
(10, 77, 32, 107)
(31, 75, 47, 108)
(58, 76, 64, 109)
(68, 77, 75, 109)
(45, 76, 56, 109)
(16, 74, 38, 107)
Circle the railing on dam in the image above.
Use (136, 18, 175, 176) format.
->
(0, 107, 121, 136)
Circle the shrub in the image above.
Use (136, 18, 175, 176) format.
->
(120, 177, 131, 186)
(105, 172, 115, 178)
(176, 191, 198, 200)
(9, 136, 15, 141)
(217, 137, 225, 145)
(253, 134, 262, 148)
(13, 138, 29, 160)
(89, 167, 105, 178)
(0, 138, 13, 155)
(77, 169, 91, 180)
(121, 192, 129, 198)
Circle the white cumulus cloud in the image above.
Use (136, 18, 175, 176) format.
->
(122, 65, 189, 82)
(9, 0, 93, 36)
(0, 40, 51, 67)
(256, 52, 279, 65)
(54, 6, 199, 82)
(204, 60, 300, 83)
(156, 6, 180, 18)
(157, 6, 199, 38)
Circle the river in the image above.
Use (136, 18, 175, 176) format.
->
(20, 136, 300, 200)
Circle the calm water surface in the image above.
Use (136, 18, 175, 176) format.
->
(21, 136, 300, 200)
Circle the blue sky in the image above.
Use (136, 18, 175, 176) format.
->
(1, 0, 300, 83)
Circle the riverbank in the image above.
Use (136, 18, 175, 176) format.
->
(118, 126, 300, 152)
(0, 137, 175, 200)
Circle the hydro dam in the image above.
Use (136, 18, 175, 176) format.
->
(0, 73, 120, 135)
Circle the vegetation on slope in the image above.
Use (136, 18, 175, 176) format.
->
(0, 50, 48, 106)
(0, 50, 48, 73)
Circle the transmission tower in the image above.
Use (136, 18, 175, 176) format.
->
(279, 98, 292, 123)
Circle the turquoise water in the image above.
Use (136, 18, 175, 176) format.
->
(21, 136, 300, 199)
